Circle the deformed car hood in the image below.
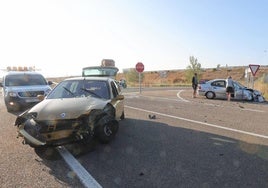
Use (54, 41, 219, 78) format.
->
(28, 97, 109, 120)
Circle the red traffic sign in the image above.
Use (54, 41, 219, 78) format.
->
(249, 64, 260, 76)
(135, 62, 144, 73)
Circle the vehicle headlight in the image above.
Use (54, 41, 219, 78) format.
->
(9, 92, 17, 97)
(27, 112, 38, 119)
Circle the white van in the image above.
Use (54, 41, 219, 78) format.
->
(0, 71, 53, 112)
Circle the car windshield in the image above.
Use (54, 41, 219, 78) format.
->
(5, 74, 47, 86)
(233, 81, 247, 89)
(46, 79, 110, 100)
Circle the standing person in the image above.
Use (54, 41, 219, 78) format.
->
(226, 76, 234, 101)
(192, 73, 198, 98)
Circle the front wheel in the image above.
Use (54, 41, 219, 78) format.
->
(96, 115, 119, 144)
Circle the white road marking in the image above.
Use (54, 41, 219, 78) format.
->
(57, 146, 102, 188)
(240, 108, 265, 113)
(176, 90, 190, 102)
(126, 105, 268, 139)
(210, 137, 236, 143)
(138, 95, 187, 102)
(125, 90, 189, 102)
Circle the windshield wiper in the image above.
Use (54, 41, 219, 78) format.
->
(80, 88, 102, 98)
(63, 86, 75, 96)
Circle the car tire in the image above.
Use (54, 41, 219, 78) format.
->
(96, 114, 119, 144)
(206, 91, 215, 99)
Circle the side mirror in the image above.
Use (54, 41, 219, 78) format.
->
(116, 95, 124, 100)
(47, 81, 53, 85)
(37, 95, 45, 101)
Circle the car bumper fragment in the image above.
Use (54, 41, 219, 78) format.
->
(18, 122, 46, 146)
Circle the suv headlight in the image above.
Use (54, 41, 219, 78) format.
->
(9, 92, 17, 97)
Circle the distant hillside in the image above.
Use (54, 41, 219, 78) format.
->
(117, 66, 268, 87)
(47, 66, 268, 87)
(46, 66, 268, 98)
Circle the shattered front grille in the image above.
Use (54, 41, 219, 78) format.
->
(37, 119, 85, 133)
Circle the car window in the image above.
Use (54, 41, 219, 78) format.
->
(110, 81, 119, 98)
(211, 80, 225, 87)
(82, 67, 119, 78)
(233, 81, 246, 89)
(82, 80, 110, 99)
(47, 80, 79, 98)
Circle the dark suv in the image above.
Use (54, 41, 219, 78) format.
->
(0, 71, 52, 112)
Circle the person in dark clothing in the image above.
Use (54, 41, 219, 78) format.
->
(192, 73, 198, 98)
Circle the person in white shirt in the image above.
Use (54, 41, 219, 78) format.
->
(226, 76, 234, 101)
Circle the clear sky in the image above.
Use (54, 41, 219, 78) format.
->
(0, 0, 268, 77)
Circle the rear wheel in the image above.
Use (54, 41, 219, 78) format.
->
(206, 91, 215, 99)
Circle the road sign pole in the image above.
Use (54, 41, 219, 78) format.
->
(139, 73, 141, 93)
(135, 62, 144, 94)
(252, 75, 255, 89)
(248, 64, 260, 89)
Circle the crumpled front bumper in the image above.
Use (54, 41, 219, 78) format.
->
(18, 119, 46, 147)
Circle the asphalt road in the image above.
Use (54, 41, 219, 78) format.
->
(1, 88, 268, 188)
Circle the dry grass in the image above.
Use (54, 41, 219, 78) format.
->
(255, 81, 268, 99)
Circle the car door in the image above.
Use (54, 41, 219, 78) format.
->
(211, 80, 227, 99)
(232, 82, 243, 99)
(110, 80, 124, 120)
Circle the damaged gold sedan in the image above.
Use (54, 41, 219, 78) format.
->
(15, 76, 124, 148)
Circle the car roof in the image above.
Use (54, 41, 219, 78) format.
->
(205, 78, 239, 84)
(64, 76, 114, 82)
(4, 71, 43, 76)
(207, 78, 226, 82)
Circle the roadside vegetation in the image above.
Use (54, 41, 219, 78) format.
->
(255, 74, 268, 99)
